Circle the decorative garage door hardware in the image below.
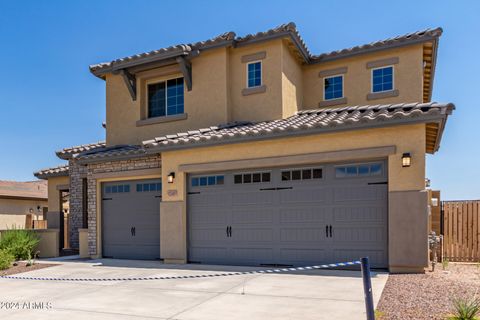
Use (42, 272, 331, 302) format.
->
(226, 226, 232, 237)
(0, 260, 361, 282)
(325, 225, 333, 238)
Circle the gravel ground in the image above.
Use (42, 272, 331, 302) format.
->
(0, 262, 57, 276)
(377, 263, 480, 319)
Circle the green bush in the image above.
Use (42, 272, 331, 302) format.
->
(0, 249, 14, 270)
(0, 229, 40, 261)
(447, 297, 480, 320)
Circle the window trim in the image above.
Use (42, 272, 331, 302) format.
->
(371, 65, 394, 94)
(246, 60, 262, 89)
(146, 76, 185, 119)
(323, 74, 344, 101)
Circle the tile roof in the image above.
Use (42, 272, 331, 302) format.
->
(89, 23, 441, 77)
(311, 28, 443, 63)
(0, 180, 48, 200)
(142, 102, 454, 152)
(56, 141, 106, 160)
(74, 145, 146, 163)
(34, 164, 69, 180)
(90, 23, 309, 77)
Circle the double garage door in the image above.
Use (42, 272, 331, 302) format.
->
(188, 161, 388, 268)
(102, 179, 161, 260)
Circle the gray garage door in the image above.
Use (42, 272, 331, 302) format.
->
(102, 179, 161, 259)
(187, 161, 388, 268)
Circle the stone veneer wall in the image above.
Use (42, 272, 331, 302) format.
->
(86, 155, 161, 255)
(69, 159, 87, 249)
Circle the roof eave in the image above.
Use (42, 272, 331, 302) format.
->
(430, 103, 455, 153)
(310, 34, 441, 64)
(89, 49, 191, 79)
(143, 113, 449, 154)
(235, 31, 310, 63)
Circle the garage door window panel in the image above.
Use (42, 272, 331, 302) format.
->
(234, 172, 271, 184)
(335, 163, 383, 178)
(191, 175, 225, 187)
(281, 168, 323, 181)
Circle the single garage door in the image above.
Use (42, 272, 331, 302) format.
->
(187, 161, 388, 268)
(102, 179, 161, 259)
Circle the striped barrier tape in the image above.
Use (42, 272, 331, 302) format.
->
(0, 260, 361, 282)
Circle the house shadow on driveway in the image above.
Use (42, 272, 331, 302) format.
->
(44, 257, 385, 279)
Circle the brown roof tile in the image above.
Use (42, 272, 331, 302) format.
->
(56, 141, 106, 160)
(34, 164, 69, 180)
(0, 180, 47, 200)
(89, 23, 442, 77)
(142, 102, 454, 153)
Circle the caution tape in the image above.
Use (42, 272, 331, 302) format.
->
(0, 260, 361, 282)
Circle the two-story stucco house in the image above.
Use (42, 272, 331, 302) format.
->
(35, 23, 454, 272)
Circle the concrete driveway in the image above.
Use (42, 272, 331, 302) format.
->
(0, 259, 388, 320)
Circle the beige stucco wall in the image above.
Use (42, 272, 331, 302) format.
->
(159, 123, 427, 271)
(104, 38, 425, 148)
(0, 229, 59, 258)
(106, 48, 231, 146)
(303, 44, 424, 109)
(229, 40, 284, 122)
(105, 39, 305, 146)
(47, 176, 69, 212)
(281, 41, 303, 117)
(0, 198, 48, 229)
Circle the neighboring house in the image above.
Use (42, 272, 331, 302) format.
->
(35, 23, 454, 272)
(0, 180, 48, 229)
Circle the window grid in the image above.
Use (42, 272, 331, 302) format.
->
(148, 77, 184, 118)
(372, 67, 393, 93)
(105, 184, 130, 194)
(234, 172, 270, 184)
(324, 75, 343, 100)
(191, 175, 225, 187)
(281, 168, 323, 181)
(136, 183, 162, 192)
(335, 163, 383, 178)
(247, 62, 262, 88)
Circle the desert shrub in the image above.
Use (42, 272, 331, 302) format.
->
(447, 297, 480, 320)
(0, 249, 14, 270)
(0, 229, 40, 260)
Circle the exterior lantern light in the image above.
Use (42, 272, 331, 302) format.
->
(167, 172, 175, 184)
(402, 153, 411, 167)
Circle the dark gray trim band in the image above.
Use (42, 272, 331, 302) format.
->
(366, 57, 399, 69)
(319, 97, 347, 108)
(241, 51, 266, 63)
(136, 114, 188, 127)
(242, 85, 267, 96)
(318, 67, 348, 77)
(367, 90, 400, 100)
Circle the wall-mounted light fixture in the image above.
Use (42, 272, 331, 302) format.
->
(29, 208, 34, 214)
(167, 172, 175, 184)
(402, 153, 412, 167)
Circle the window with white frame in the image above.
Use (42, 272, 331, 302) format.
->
(372, 66, 393, 93)
(247, 61, 262, 88)
(147, 77, 184, 118)
(324, 75, 343, 100)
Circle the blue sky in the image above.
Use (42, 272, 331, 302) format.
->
(0, 1, 478, 200)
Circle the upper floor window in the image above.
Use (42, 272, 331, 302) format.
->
(247, 61, 262, 88)
(324, 75, 343, 100)
(148, 77, 184, 118)
(372, 66, 393, 93)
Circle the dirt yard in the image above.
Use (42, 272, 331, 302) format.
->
(377, 263, 480, 319)
(0, 261, 56, 276)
